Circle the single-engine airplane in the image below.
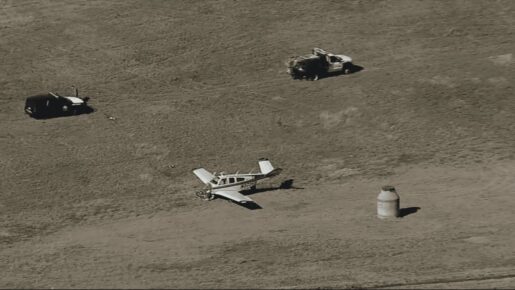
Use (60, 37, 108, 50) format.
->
(193, 158, 282, 204)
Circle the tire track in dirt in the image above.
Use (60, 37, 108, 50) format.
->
(375, 272, 515, 289)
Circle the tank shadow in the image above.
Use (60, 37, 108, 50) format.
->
(399, 207, 421, 217)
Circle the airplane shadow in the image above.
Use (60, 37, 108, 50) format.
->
(217, 198, 263, 210)
(242, 179, 303, 196)
(240, 202, 262, 210)
(228, 179, 302, 210)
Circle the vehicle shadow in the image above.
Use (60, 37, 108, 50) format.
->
(399, 207, 421, 217)
(30, 106, 95, 120)
(348, 64, 364, 74)
(319, 64, 364, 80)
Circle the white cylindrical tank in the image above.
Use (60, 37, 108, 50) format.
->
(377, 185, 400, 219)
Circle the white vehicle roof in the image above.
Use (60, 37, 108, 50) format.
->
(64, 96, 85, 104)
(296, 54, 320, 61)
(335, 54, 352, 63)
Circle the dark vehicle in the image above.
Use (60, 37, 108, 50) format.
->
(287, 48, 353, 80)
(25, 89, 92, 119)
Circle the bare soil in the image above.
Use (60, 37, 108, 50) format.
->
(1, 0, 514, 288)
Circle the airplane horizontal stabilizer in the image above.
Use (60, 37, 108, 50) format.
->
(264, 167, 282, 178)
(258, 158, 275, 175)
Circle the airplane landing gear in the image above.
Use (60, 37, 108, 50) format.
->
(195, 189, 214, 201)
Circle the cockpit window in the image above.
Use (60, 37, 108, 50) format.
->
(329, 56, 340, 62)
(220, 178, 227, 185)
(229, 177, 235, 183)
(210, 178, 219, 185)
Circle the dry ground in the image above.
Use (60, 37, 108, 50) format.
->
(1, 0, 514, 288)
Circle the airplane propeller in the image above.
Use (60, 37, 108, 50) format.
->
(195, 183, 214, 201)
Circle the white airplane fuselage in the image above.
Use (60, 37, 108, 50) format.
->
(209, 173, 260, 192)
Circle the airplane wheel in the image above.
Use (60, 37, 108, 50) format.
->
(195, 190, 213, 201)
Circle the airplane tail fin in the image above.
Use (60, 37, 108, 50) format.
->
(258, 158, 282, 177)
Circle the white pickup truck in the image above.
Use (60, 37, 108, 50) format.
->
(287, 48, 353, 80)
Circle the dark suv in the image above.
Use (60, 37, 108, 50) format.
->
(25, 91, 92, 119)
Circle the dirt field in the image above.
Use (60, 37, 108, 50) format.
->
(1, 0, 515, 288)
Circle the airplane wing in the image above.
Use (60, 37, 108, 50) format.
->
(214, 190, 254, 204)
(192, 168, 215, 184)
